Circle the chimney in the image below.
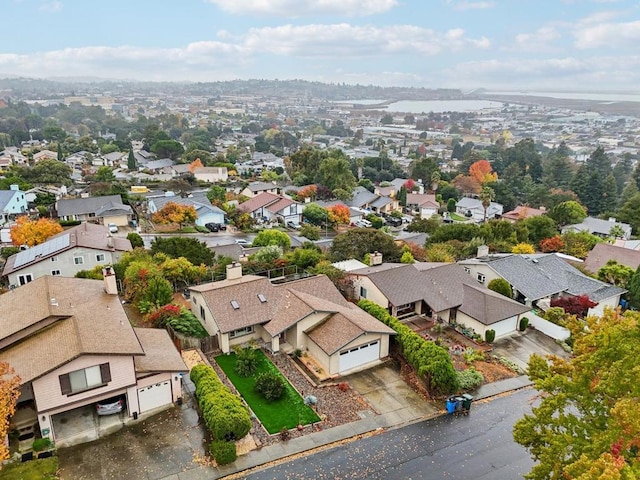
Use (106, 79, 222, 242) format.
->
(9, 184, 19, 191)
(238, 253, 249, 263)
(102, 266, 118, 295)
(226, 262, 243, 280)
(369, 251, 383, 266)
(539, 206, 546, 212)
(107, 236, 114, 248)
(608, 217, 616, 223)
(477, 245, 489, 258)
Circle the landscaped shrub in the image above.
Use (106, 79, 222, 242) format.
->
(233, 345, 258, 377)
(148, 304, 208, 338)
(32, 438, 54, 452)
(210, 440, 237, 465)
(485, 329, 496, 343)
(358, 299, 458, 395)
(487, 278, 512, 298)
(519, 317, 529, 331)
(254, 371, 286, 402)
(456, 368, 484, 390)
(190, 365, 251, 441)
(463, 348, 485, 364)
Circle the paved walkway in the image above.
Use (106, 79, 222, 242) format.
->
(162, 374, 532, 480)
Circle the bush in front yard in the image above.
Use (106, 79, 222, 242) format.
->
(519, 317, 529, 331)
(456, 368, 484, 391)
(254, 371, 286, 402)
(233, 345, 258, 377)
(485, 329, 496, 343)
(191, 365, 251, 441)
(210, 440, 237, 465)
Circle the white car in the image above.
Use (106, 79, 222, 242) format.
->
(235, 239, 250, 246)
(108, 223, 118, 233)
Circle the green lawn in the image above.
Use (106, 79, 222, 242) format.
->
(450, 213, 468, 221)
(0, 457, 58, 480)
(215, 350, 320, 434)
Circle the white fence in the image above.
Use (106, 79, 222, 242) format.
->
(527, 312, 571, 341)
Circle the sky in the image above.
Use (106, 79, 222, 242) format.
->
(2, 0, 640, 91)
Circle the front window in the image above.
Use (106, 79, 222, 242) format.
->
(96, 254, 105, 262)
(229, 326, 254, 339)
(477, 273, 486, 283)
(59, 363, 111, 395)
(74, 256, 84, 265)
(360, 286, 367, 299)
(51, 270, 61, 276)
(18, 274, 33, 285)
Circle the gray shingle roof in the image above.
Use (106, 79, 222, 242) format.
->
(56, 195, 126, 217)
(347, 186, 379, 209)
(458, 283, 530, 325)
(486, 255, 566, 301)
(562, 216, 631, 237)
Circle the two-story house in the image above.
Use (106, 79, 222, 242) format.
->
(456, 197, 503, 222)
(147, 193, 226, 227)
(0, 185, 28, 226)
(3, 222, 132, 286)
(240, 181, 280, 198)
(405, 193, 440, 218)
(55, 194, 133, 227)
(237, 192, 303, 225)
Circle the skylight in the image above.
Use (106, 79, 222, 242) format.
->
(257, 294, 267, 303)
(230, 300, 240, 310)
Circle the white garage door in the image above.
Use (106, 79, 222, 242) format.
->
(339, 340, 380, 373)
(138, 381, 172, 413)
(492, 316, 518, 338)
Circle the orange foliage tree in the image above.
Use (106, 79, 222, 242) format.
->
(0, 361, 21, 464)
(539, 235, 565, 253)
(152, 202, 197, 226)
(469, 160, 498, 185)
(452, 174, 481, 196)
(297, 185, 317, 201)
(189, 159, 204, 172)
(10, 216, 64, 247)
(327, 204, 350, 225)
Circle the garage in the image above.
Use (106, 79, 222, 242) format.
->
(491, 316, 519, 339)
(137, 380, 172, 413)
(339, 340, 380, 373)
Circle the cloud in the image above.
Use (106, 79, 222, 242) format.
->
(39, 1, 62, 13)
(573, 19, 640, 48)
(507, 26, 561, 52)
(446, 0, 495, 11)
(205, 0, 398, 17)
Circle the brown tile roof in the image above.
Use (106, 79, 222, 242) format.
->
(3, 222, 132, 276)
(502, 206, 546, 221)
(458, 283, 531, 325)
(583, 242, 640, 274)
(0, 276, 144, 384)
(406, 193, 439, 208)
(133, 328, 188, 373)
(352, 264, 428, 306)
(237, 192, 281, 213)
(306, 313, 365, 355)
(266, 197, 295, 214)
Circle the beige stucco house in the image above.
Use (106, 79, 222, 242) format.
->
(189, 265, 395, 376)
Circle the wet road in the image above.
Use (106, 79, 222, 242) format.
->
(244, 388, 536, 480)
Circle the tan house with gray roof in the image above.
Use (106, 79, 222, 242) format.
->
(0, 272, 186, 448)
(189, 264, 395, 376)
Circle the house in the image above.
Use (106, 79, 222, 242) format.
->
(237, 192, 303, 225)
(55, 194, 133, 227)
(189, 264, 396, 376)
(142, 158, 175, 172)
(405, 193, 440, 218)
(459, 251, 626, 317)
(456, 197, 503, 222)
(345, 186, 398, 215)
(0, 185, 28, 225)
(583, 242, 640, 274)
(0, 272, 187, 448)
(33, 150, 59, 163)
(240, 181, 280, 198)
(502, 205, 546, 223)
(148, 193, 225, 227)
(3, 222, 132, 286)
(0, 147, 28, 165)
(561, 216, 632, 240)
(193, 167, 228, 183)
(346, 262, 530, 338)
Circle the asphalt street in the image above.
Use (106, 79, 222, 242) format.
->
(244, 388, 536, 480)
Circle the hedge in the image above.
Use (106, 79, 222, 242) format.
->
(210, 440, 237, 465)
(358, 300, 458, 395)
(190, 364, 251, 442)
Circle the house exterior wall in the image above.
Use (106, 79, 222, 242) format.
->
(305, 340, 332, 375)
(7, 246, 124, 286)
(419, 206, 438, 218)
(459, 264, 501, 289)
(588, 295, 620, 317)
(3, 191, 27, 216)
(241, 187, 278, 198)
(455, 312, 520, 339)
(195, 210, 225, 227)
(32, 354, 136, 413)
(327, 332, 388, 375)
(292, 312, 328, 351)
(101, 214, 129, 226)
(349, 276, 390, 309)
(195, 171, 228, 183)
(275, 203, 303, 224)
(191, 292, 219, 337)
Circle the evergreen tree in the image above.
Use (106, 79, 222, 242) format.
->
(617, 192, 640, 235)
(127, 147, 136, 170)
(612, 153, 633, 193)
(601, 173, 619, 214)
(543, 150, 574, 189)
(585, 146, 611, 175)
(570, 165, 590, 209)
(584, 171, 605, 215)
(57, 143, 63, 161)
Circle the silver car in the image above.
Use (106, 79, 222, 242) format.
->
(96, 396, 125, 416)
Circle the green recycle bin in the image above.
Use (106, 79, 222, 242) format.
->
(461, 393, 474, 411)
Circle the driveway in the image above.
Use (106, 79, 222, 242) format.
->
(344, 362, 439, 425)
(58, 391, 208, 480)
(492, 328, 571, 371)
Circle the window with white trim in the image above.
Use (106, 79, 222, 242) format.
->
(59, 363, 111, 395)
(360, 286, 367, 299)
(51, 270, 61, 276)
(73, 256, 84, 265)
(51, 256, 58, 262)
(464, 267, 470, 274)
(96, 254, 105, 262)
(18, 274, 33, 285)
(229, 326, 254, 338)
(477, 273, 486, 283)
(200, 306, 205, 320)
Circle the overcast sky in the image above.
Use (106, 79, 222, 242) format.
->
(2, 0, 639, 90)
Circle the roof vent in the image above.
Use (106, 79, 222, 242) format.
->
(257, 294, 267, 303)
(50, 298, 58, 306)
(230, 300, 240, 310)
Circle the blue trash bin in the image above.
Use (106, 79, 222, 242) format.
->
(446, 396, 457, 414)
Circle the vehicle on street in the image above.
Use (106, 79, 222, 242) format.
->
(235, 239, 250, 246)
(354, 219, 372, 228)
(205, 223, 220, 232)
(108, 223, 118, 233)
(96, 396, 125, 416)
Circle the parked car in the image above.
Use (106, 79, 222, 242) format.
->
(286, 221, 301, 230)
(205, 223, 220, 232)
(354, 219, 372, 228)
(235, 239, 250, 246)
(387, 217, 403, 227)
(96, 396, 125, 416)
(108, 223, 118, 233)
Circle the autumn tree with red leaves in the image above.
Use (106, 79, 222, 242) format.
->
(327, 204, 350, 225)
(550, 294, 597, 318)
(468, 160, 498, 185)
(0, 362, 21, 464)
(152, 202, 197, 226)
(539, 235, 565, 253)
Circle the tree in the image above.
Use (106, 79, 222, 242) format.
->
(22, 159, 72, 186)
(539, 235, 565, 253)
(512, 242, 535, 254)
(160, 256, 208, 289)
(548, 200, 587, 226)
(597, 260, 634, 288)
(252, 230, 291, 251)
(286, 247, 323, 270)
(469, 160, 497, 185)
(0, 361, 21, 463)
(550, 294, 597, 317)
(252, 245, 283, 264)
(521, 215, 558, 245)
(206, 185, 227, 206)
(297, 185, 317, 201)
(302, 203, 328, 227)
(329, 229, 402, 262)
(479, 186, 495, 222)
(424, 243, 456, 262)
(487, 278, 513, 298)
(327, 204, 350, 226)
(561, 231, 601, 259)
(317, 156, 356, 195)
(10, 216, 63, 247)
(150, 237, 214, 266)
(400, 250, 415, 264)
(626, 265, 640, 309)
(617, 192, 640, 235)
(299, 224, 321, 241)
(150, 139, 184, 160)
(139, 276, 174, 313)
(514, 309, 640, 480)
(127, 147, 136, 170)
(127, 232, 144, 248)
(94, 166, 116, 182)
(152, 202, 197, 226)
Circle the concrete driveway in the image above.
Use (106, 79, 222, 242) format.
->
(492, 328, 571, 371)
(344, 362, 439, 425)
(58, 393, 208, 480)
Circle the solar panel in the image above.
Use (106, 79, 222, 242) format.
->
(13, 234, 70, 268)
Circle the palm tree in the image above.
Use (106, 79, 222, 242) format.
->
(430, 170, 441, 194)
(479, 186, 495, 222)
